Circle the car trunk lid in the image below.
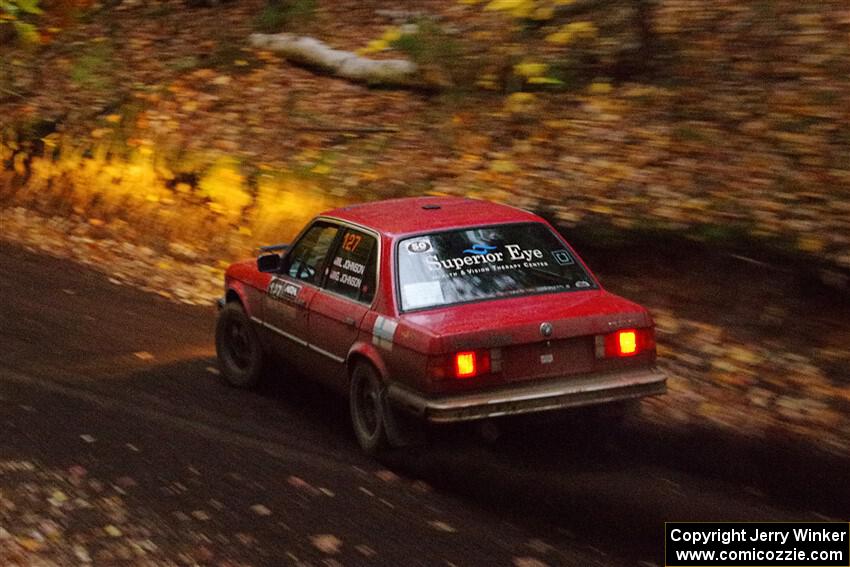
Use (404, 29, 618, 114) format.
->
(403, 290, 652, 387)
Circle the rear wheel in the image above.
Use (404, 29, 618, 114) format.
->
(349, 362, 391, 455)
(215, 302, 265, 389)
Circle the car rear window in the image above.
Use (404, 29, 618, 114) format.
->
(397, 222, 597, 311)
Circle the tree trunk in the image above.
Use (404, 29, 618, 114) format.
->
(250, 33, 436, 89)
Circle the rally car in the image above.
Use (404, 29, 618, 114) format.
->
(216, 196, 665, 454)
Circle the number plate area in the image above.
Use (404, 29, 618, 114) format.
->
(499, 337, 595, 383)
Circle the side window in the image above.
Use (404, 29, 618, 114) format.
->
(281, 222, 339, 284)
(324, 228, 377, 303)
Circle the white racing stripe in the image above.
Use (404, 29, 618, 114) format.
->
(251, 316, 344, 363)
(251, 316, 308, 346)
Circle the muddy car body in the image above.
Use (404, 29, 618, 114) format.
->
(216, 196, 666, 453)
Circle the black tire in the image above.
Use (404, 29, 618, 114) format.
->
(591, 399, 641, 426)
(349, 362, 391, 455)
(215, 302, 265, 389)
(576, 399, 641, 448)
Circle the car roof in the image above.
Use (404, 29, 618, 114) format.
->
(322, 196, 541, 237)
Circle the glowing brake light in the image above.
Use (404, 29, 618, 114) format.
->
(618, 330, 637, 355)
(453, 350, 491, 378)
(455, 351, 476, 377)
(597, 328, 654, 358)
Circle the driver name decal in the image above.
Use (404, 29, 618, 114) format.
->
(329, 255, 366, 290)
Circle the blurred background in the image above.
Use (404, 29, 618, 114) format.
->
(1, 0, 849, 492)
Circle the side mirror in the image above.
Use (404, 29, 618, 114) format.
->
(257, 253, 282, 273)
(257, 243, 289, 273)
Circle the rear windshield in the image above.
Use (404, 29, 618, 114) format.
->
(397, 222, 597, 311)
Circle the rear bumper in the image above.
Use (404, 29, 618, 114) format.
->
(387, 368, 666, 424)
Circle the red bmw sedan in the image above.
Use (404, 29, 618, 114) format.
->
(216, 196, 665, 454)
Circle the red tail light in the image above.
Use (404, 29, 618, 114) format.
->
(617, 330, 637, 355)
(453, 350, 491, 379)
(597, 328, 655, 358)
(455, 351, 476, 377)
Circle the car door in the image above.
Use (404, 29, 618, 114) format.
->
(262, 221, 341, 372)
(307, 225, 379, 392)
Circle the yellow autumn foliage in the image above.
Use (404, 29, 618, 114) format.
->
(360, 39, 389, 54)
(485, 0, 534, 19)
(504, 91, 536, 113)
(198, 158, 251, 217)
(528, 76, 562, 85)
(513, 61, 548, 78)
(251, 174, 333, 243)
(531, 6, 554, 20)
(482, 0, 575, 19)
(359, 26, 403, 55)
(587, 80, 613, 95)
(546, 20, 598, 44)
(380, 27, 402, 43)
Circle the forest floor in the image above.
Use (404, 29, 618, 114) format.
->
(1, 0, 849, 467)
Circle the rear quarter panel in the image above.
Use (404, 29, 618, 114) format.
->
(381, 318, 441, 394)
(350, 234, 437, 393)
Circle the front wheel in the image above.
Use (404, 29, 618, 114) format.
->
(215, 302, 265, 389)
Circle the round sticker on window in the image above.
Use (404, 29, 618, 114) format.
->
(407, 240, 431, 253)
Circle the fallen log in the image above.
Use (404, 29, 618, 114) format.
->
(250, 33, 431, 89)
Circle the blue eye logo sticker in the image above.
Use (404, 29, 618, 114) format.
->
(463, 243, 498, 255)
